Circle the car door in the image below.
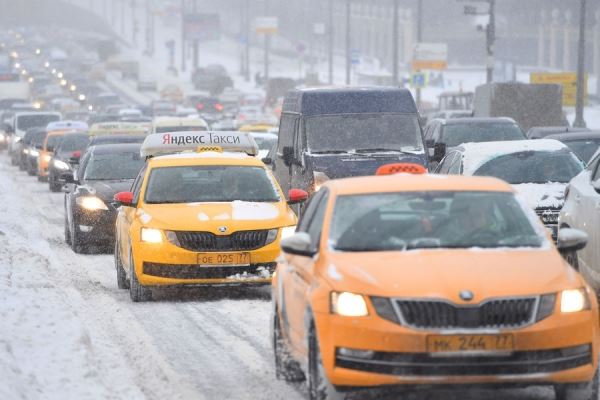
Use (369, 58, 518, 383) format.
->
(578, 157, 600, 277)
(118, 165, 146, 269)
(273, 113, 299, 194)
(283, 189, 328, 352)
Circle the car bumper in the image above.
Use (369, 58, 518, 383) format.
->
(132, 239, 280, 286)
(314, 310, 599, 388)
(74, 208, 117, 244)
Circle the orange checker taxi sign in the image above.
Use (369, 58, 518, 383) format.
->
(113, 131, 307, 302)
(272, 173, 600, 399)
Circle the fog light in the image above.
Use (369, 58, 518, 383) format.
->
(337, 348, 375, 359)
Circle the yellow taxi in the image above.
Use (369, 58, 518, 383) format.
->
(113, 131, 307, 301)
(88, 122, 149, 137)
(238, 123, 276, 133)
(272, 173, 599, 399)
(151, 116, 209, 134)
(37, 121, 88, 181)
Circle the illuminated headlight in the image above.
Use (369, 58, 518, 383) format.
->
(88, 105, 93, 111)
(32, 101, 42, 109)
(78, 94, 86, 101)
(281, 226, 296, 240)
(44, 61, 50, 68)
(23, 148, 29, 155)
(53, 159, 70, 170)
(331, 292, 369, 317)
(561, 288, 590, 313)
(265, 228, 279, 245)
(14, 136, 21, 143)
(0, 134, 4, 142)
(43, 154, 52, 162)
(30, 149, 39, 157)
(76, 196, 108, 211)
(141, 228, 163, 243)
(27, 76, 34, 83)
(313, 171, 330, 191)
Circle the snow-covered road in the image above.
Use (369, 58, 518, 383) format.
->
(0, 153, 562, 400)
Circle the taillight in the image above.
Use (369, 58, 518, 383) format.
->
(214, 103, 224, 112)
(72, 150, 81, 158)
(196, 103, 205, 110)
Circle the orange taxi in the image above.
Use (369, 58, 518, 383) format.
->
(37, 121, 88, 181)
(272, 173, 599, 399)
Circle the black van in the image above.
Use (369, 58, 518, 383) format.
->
(267, 87, 428, 196)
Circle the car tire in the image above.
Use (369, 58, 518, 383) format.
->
(64, 213, 71, 245)
(49, 172, 61, 192)
(273, 308, 305, 382)
(70, 217, 87, 254)
(308, 323, 345, 400)
(114, 241, 129, 289)
(129, 251, 152, 302)
(555, 366, 599, 400)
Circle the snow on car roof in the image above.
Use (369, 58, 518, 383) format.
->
(460, 139, 569, 175)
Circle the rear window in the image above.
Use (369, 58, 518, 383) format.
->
(83, 152, 145, 180)
(442, 123, 525, 147)
(59, 135, 89, 152)
(17, 114, 60, 131)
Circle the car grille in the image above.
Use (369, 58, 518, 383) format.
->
(335, 344, 592, 376)
(395, 297, 537, 329)
(174, 230, 269, 252)
(143, 262, 276, 280)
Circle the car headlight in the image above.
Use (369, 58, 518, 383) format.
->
(141, 228, 163, 243)
(0, 134, 6, 142)
(560, 288, 590, 313)
(77, 196, 109, 211)
(43, 154, 52, 162)
(30, 149, 39, 157)
(313, 171, 330, 192)
(53, 159, 70, 170)
(331, 292, 369, 317)
(281, 225, 296, 240)
(23, 148, 29, 155)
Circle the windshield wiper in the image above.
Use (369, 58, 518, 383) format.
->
(311, 150, 349, 154)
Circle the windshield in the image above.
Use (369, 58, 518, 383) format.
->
(59, 135, 89, 152)
(305, 113, 423, 153)
(474, 150, 584, 184)
(144, 166, 280, 204)
(563, 139, 600, 164)
(83, 152, 144, 180)
(330, 191, 543, 251)
(443, 123, 524, 147)
(155, 125, 206, 133)
(16, 114, 60, 132)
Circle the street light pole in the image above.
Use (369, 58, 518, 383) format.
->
(192, 0, 199, 71)
(574, 0, 587, 128)
(486, 0, 496, 83)
(328, 0, 334, 84)
(416, 0, 423, 107)
(244, 0, 250, 82)
(392, 0, 399, 86)
(181, 0, 186, 73)
(345, 0, 351, 85)
(264, 0, 270, 82)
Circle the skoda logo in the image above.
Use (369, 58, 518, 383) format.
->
(218, 226, 228, 233)
(459, 290, 474, 302)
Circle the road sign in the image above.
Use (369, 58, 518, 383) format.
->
(255, 16, 278, 35)
(183, 13, 220, 42)
(412, 42, 448, 71)
(410, 72, 427, 88)
(530, 72, 588, 107)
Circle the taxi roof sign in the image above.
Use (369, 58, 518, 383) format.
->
(141, 131, 259, 157)
(46, 120, 88, 132)
(89, 122, 149, 136)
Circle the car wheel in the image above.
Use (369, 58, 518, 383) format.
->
(114, 240, 129, 289)
(308, 323, 345, 400)
(555, 366, 599, 400)
(129, 250, 152, 302)
(70, 217, 86, 254)
(273, 308, 305, 382)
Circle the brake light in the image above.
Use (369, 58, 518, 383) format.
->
(376, 163, 427, 176)
(214, 103, 224, 112)
(196, 103, 205, 110)
(72, 150, 81, 158)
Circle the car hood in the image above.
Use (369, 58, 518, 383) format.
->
(307, 152, 427, 179)
(83, 180, 134, 202)
(138, 201, 297, 232)
(513, 183, 567, 210)
(321, 248, 581, 303)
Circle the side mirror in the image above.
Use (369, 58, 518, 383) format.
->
(557, 228, 588, 253)
(433, 142, 446, 162)
(288, 188, 308, 205)
(262, 157, 272, 165)
(282, 146, 294, 167)
(114, 191, 135, 207)
(280, 232, 317, 257)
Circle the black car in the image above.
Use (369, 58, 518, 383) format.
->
(63, 143, 145, 253)
(48, 132, 89, 192)
(526, 126, 590, 140)
(87, 134, 146, 148)
(544, 131, 600, 164)
(18, 127, 42, 171)
(23, 127, 47, 176)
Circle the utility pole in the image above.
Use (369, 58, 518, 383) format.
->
(392, 0, 399, 86)
(416, 0, 423, 106)
(328, 0, 334, 84)
(244, 0, 250, 81)
(121, 0, 125, 35)
(192, 0, 199, 71)
(345, 0, 351, 85)
(181, 0, 186, 73)
(486, 0, 496, 83)
(574, 0, 587, 128)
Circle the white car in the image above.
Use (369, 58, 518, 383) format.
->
(559, 149, 600, 285)
(434, 139, 585, 241)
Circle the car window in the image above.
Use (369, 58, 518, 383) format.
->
(436, 152, 457, 174)
(297, 189, 326, 232)
(448, 153, 463, 175)
(306, 190, 329, 249)
(592, 159, 600, 182)
(277, 113, 296, 153)
(131, 165, 147, 204)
